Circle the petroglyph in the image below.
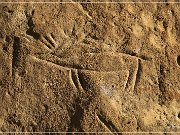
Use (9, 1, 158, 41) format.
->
(1, 2, 180, 133)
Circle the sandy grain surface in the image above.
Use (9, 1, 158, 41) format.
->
(0, 0, 180, 134)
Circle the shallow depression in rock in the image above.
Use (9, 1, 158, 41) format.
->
(177, 55, 180, 66)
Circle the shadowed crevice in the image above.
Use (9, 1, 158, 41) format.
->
(12, 36, 21, 69)
(26, 10, 40, 40)
(67, 99, 84, 134)
(158, 64, 167, 105)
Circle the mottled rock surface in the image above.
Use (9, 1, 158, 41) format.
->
(0, 0, 180, 134)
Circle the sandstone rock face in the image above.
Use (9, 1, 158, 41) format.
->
(0, 0, 180, 134)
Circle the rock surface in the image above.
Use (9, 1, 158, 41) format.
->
(0, 0, 180, 134)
